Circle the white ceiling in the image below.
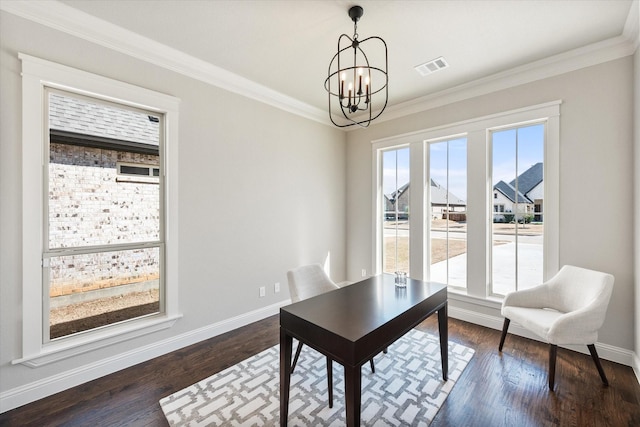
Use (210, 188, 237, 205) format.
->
(50, 1, 635, 117)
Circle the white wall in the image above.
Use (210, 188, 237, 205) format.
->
(346, 57, 635, 352)
(0, 11, 346, 407)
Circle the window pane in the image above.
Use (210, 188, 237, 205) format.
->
(382, 147, 410, 274)
(48, 247, 161, 339)
(429, 138, 467, 288)
(46, 90, 164, 341)
(120, 165, 151, 176)
(48, 92, 160, 249)
(491, 124, 544, 295)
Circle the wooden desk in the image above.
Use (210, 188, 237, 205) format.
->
(279, 274, 448, 426)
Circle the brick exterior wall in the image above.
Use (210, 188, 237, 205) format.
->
(48, 143, 160, 298)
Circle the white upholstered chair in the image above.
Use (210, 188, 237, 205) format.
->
(499, 265, 614, 390)
(287, 263, 340, 305)
(286, 264, 375, 407)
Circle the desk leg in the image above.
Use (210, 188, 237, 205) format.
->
(280, 329, 292, 427)
(327, 356, 334, 408)
(344, 364, 361, 427)
(438, 302, 448, 381)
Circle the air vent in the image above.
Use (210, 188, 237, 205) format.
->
(414, 57, 449, 76)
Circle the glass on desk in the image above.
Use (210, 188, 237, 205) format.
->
(394, 271, 407, 287)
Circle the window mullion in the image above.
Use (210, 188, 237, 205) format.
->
(408, 141, 424, 280)
(45, 241, 162, 258)
(465, 129, 488, 298)
(514, 128, 519, 290)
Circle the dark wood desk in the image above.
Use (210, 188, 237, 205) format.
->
(279, 274, 448, 426)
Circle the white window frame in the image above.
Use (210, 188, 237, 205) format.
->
(379, 145, 412, 274)
(426, 135, 469, 291)
(488, 121, 548, 297)
(16, 53, 181, 367)
(372, 101, 560, 301)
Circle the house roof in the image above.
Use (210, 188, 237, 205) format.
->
(387, 182, 410, 203)
(49, 92, 159, 146)
(494, 180, 531, 204)
(430, 179, 466, 206)
(493, 162, 543, 204)
(509, 162, 543, 197)
(386, 180, 466, 206)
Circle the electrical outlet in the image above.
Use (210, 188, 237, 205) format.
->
(361, 269, 367, 277)
(274, 282, 280, 293)
(259, 286, 266, 297)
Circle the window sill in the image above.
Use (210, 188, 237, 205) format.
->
(447, 288, 503, 310)
(116, 176, 160, 184)
(13, 313, 182, 368)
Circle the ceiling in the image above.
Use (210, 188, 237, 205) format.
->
(53, 1, 634, 118)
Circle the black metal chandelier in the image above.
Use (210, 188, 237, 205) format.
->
(325, 5, 388, 128)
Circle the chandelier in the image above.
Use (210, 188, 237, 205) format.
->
(325, 5, 388, 128)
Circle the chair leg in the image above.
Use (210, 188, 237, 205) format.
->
(291, 341, 303, 373)
(369, 358, 375, 373)
(549, 344, 558, 391)
(326, 356, 333, 408)
(499, 318, 510, 351)
(587, 344, 609, 386)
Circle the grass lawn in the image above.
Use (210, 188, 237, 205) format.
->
(384, 237, 467, 273)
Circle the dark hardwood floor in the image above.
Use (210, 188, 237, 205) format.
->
(1, 315, 639, 426)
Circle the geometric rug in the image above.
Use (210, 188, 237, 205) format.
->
(160, 328, 474, 426)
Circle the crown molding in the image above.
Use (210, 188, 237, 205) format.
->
(624, 0, 640, 52)
(1, 0, 636, 132)
(372, 34, 636, 127)
(361, 1, 638, 129)
(0, 0, 330, 126)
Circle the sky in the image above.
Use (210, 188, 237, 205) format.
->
(492, 124, 544, 187)
(382, 123, 544, 202)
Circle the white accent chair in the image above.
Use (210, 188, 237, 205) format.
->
(499, 265, 614, 390)
(286, 264, 375, 408)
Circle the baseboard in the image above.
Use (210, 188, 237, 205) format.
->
(0, 301, 286, 414)
(448, 306, 637, 368)
(3, 300, 636, 413)
(633, 351, 640, 384)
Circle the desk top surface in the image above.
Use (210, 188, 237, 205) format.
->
(280, 274, 447, 342)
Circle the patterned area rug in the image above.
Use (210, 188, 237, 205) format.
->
(160, 329, 474, 426)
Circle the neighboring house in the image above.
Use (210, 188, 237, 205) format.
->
(429, 179, 466, 220)
(48, 92, 161, 302)
(384, 182, 410, 219)
(493, 162, 543, 222)
(385, 179, 466, 220)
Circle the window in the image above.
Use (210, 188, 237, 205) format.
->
(117, 162, 161, 183)
(372, 101, 559, 301)
(381, 147, 410, 274)
(18, 54, 181, 366)
(46, 89, 163, 341)
(428, 137, 467, 289)
(490, 124, 545, 296)
(118, 163, 161, 178)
